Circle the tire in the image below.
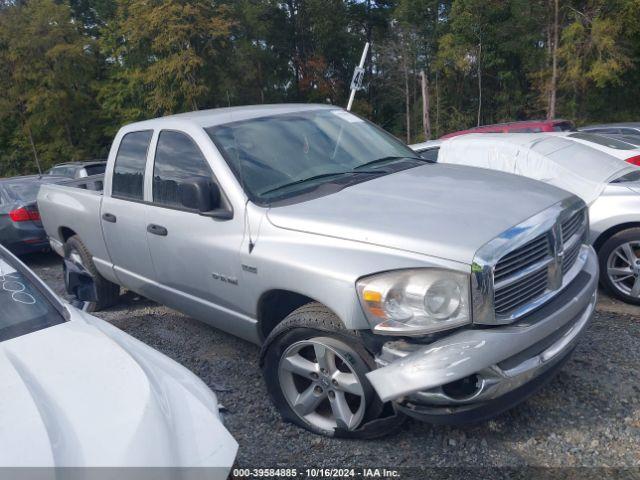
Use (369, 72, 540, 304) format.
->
(261, 302, 393, 438)
(598, 227, 640, 305)
(64, 235, 120, 312)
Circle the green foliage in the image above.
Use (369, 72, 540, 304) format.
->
(0, 0, 639, 176)
(0, 0, 101, 175)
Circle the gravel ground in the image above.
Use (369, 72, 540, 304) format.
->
(23, 251, 640, 469)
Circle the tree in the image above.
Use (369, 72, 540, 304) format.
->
(0, 0, 100, 175)
(99, 0, 232, 118)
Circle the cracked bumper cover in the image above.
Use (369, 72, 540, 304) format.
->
(365, 246, 598, 406)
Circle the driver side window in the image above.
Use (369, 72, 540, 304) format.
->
(152, 130, 214, 209)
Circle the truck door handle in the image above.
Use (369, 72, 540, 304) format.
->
(102, 213, 117, 223)
(147, 224, 168, 236)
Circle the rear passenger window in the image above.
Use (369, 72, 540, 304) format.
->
(152, 131, 214, 209)
(112, 131, 153, 200)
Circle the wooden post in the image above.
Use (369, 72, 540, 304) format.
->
(420, 69, 431, 140)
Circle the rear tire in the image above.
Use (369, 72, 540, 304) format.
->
(64, 235, 119, 312)
(598, 227, 640, 305)
(261, 302, 394, 438)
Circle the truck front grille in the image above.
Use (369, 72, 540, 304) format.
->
(561, 210, 585, 243)
(493, 234, 550, 284)
(493, 208, 586, 320)
(494, 267, 549, 315)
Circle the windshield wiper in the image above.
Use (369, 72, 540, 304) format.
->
(352, 155, 424, 171)
(259, 168, 385, 197)
(259, 171, 351, 196)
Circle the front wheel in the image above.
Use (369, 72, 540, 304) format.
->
(261, 303, 390, 438)
(598, 227, 640, 305)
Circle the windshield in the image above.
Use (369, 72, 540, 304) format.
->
(569, 132, 637, 150)
(85, 164, 106, 176)
(553, 121, 574, 132)
(611, 170, 640, 183)
(206, 109, 420, 203)
(0, 256, 65, 342)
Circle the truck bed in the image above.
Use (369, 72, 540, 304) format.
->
(37, 177, 111, 265)
(56, 174, 105, 192)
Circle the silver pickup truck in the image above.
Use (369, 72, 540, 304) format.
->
(39, 104, 598, 438)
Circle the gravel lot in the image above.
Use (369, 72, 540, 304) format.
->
(24, 251, 640, 469)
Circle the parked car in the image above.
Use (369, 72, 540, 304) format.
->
(552, 132, 640, 166)
(580, 122, 640, 138)
(0, 175, 68, 255)
(440, 119, 575, 139)
(0, 244, 238, 469)
(47, 160, 106, 179)
(412, 133, 640, 304)
(39, 104, 597, 437)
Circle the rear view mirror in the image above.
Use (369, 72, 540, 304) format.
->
(179, 177, 221, 212)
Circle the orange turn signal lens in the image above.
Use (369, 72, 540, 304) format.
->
(363, 290, 382, 303)
(362, 290, 386, 318)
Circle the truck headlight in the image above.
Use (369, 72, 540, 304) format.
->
(356, 269, 471, 335)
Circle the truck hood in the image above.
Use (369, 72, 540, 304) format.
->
(267, 164, 572, 264)
(0, 308, 237, 468)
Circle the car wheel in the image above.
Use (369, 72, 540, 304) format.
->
(261, 302, 393, 438)
(64, 235, 120, 312)
(598, 227, 640, 305)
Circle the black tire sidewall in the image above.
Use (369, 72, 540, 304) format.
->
(263, 325, 383, 437)
(598, 227, 640, 305)
(63, 236, 118, 311)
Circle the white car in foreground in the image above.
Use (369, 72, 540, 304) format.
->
(0, 245, 237, 471)
(412, 133, 640, 305)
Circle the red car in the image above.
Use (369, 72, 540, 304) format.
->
(441, 119, 575, 139)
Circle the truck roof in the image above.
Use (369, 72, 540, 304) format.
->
(123, 104, 337, 130)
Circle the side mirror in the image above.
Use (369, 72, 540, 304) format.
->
(179, 177, 221, 212)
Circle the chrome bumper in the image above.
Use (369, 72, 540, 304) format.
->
(366, 246, 598, 405)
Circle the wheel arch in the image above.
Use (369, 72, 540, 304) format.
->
(593, 222, 640, 252)
(59, 226, 77, 243)
(257, 289, 341, 341)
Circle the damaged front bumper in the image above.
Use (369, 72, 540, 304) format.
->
(365, 246, 598, 423)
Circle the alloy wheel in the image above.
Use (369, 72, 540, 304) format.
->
(278, 338, 367, 433)
(607, 241, 640, 298)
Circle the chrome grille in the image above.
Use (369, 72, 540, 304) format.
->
(493, 234, 550, 284)
(562, 241, 581, 274)
(492, 206, 587, 320)
(561, 210, 585, 242)
(561, 210, 586, 274)
(494, 268, 549, 315)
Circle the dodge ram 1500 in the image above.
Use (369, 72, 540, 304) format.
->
(38, 104, 598, 437)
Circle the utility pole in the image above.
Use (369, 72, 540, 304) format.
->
(347, 42, 370, 111)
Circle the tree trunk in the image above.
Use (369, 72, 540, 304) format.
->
(477, 40, 482, 127)
(420, 70, 431, 140)
(435, 70, 440, 138)
(403, 53, 411, 143)
(548, 0, 559, 119)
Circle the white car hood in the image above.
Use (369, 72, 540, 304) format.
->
(438, 133, 637, 205)
(0, 309, 237, 468)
